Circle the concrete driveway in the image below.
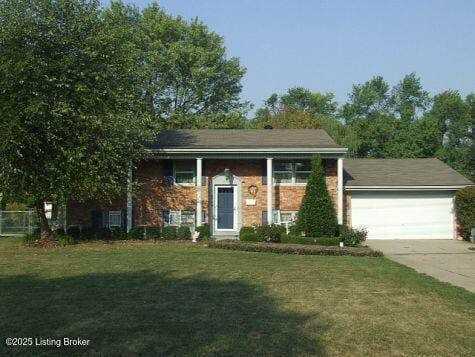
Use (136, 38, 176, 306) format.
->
(367, 240, 475, 293)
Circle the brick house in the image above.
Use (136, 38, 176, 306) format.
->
(68, 129, 473, 239)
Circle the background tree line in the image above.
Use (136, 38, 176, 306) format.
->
(249, 75, 475, 181)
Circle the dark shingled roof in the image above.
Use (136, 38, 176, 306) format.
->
(148, 129, 342, 149)
(344, 158, 473, 187)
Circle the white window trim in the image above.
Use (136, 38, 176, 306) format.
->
(109, 211, 122, 229)
(273, 161, 311, 186)
(173, 161, 196, 187)
(164, 210, 196, 227)
(272, 210, 298, 224)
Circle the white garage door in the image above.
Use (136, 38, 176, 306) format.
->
(351, 191, 455, 239)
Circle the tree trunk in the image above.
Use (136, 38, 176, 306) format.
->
(35, 200, 53, 241)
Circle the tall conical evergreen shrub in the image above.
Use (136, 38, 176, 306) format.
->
(296, 155, 338, 237)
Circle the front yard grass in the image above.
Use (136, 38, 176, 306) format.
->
(0, 237, 474, 356)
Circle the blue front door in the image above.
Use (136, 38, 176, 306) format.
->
(217, 187, 234, 229)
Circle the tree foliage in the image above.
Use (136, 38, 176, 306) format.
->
(0, 0, 152, 236)
(296, 156, 338, 237)
(454, 186, 475, 240)
(252, 74, 474, 180)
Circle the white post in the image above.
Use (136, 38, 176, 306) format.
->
(196, 158, 203, 227)
(267, 157, 273, 224)
(337, 157, 344, 224)
(126, 166, 133, 232)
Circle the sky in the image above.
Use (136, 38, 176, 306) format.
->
(102, 0, 475, 112)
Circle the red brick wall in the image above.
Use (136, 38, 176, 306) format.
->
(68, 158, 339, 228)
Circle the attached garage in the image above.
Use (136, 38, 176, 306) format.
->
(350, 191, 454, 239)
(344, 159, 473, 240)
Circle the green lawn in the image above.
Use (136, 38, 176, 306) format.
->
(0, 238, 474, 356)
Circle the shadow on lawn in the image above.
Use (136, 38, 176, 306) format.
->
(0, 271, 324, 356)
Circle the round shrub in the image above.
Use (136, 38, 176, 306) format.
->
(147, 227, 161, 240)
(288, 224, 302, 236)
(255, 224, 285, 242)
(340, 226, 367, 247)
(94, 227, 112, 240)
(162, 226, 177, 240)
(81, 227, 94, 241)
(454, 186, 475, 240)
(240, 233, 260, 242)
(128, 226, 146, 240)
(196, 224, 210, 240)
(177, 226, 191, 240)
(66, 226, 80, 240)
(239, 226, 255, 237)
(111, 227, 127, 240)
(58, 234, 75, 246)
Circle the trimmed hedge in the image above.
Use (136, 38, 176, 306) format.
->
(196, 224, 210, 240)
(66, 226, 80, 240)
(455, 186, 475, 240)
(128, 226, 147, 240)
(162, 226, 177, 240)
(208, 241, 382, 257)
(281, 235, 340, 246)
(255, 224, 286, 242)
(128, 226, 161, 240)
(177, 226, 191, 240)
(240, 233, 261, 242)
(94, 227, 112, 240)
(111, 227, 127, 240)
(239, 226, 255, 237)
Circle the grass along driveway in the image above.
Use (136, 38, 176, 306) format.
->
(0, 237, 474, 356)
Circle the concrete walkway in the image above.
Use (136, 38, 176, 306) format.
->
(367, 240, 475, 293)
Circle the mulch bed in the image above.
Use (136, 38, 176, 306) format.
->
(208, 241, 383, 257)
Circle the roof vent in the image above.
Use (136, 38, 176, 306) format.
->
(264, 125, 273, 129)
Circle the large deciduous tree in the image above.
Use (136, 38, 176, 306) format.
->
(0, 0, 152, 240)
(252, 88, 360, 157)
(134, 3, 246, 127)
(429, 90, 474, 179)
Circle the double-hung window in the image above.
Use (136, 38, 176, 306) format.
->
(109, 211, 122, 228)
(174, 160, 195, 185)
(273, 160, 311, 185)
(163, 210, 196, 228)
(273, 162, 293, 184)
(294, 161, 311, 183)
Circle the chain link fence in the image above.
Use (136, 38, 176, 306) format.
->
(0, 210, 38, 236)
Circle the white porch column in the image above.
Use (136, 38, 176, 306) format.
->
(337, 157, 344, 224)
(126, 166, 133, 232)
(196, 158, 203, 227)
(267, 157, 273, 224)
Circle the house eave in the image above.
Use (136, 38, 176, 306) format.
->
(344, 185, 470, 191)
(147, 147, 348, 159)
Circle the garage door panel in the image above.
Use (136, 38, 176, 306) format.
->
(351, 192, 454, 239)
